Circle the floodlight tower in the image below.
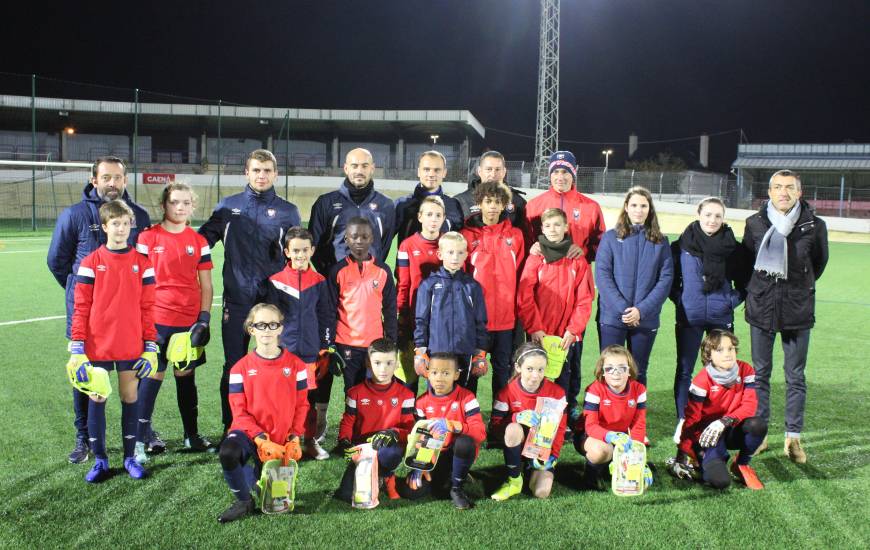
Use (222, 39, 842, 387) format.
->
(534, 0, 560, 188)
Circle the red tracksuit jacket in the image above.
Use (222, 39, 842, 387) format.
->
(396, 232, 441, 326)
(580, 379, 648, 444)
(461, 218, 525, 331)
(339, 379, 416, 444)
(328, 256, 398, 348)
(516, 252, 594, 340)
(490, 377, 568, 458)
(72, 245, 157, 361)
(525, 186, 606, 263)
(228, 348, 310, 442)
(414, 386, 487, 448)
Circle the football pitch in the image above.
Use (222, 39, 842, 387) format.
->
(1, 231, 869, 549)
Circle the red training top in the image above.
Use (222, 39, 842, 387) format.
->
(415, 385, 487, 448)
(580, 379, 648, 444)
(339, 378, 416, 444)
(490, 377, 568, 458)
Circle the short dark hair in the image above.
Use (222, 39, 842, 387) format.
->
(479, 150, 505, 166)
(246, 149, 277, 170)
(473, 180, 511, 206)
(347, 216, 373, 231)
(429, 352, 457, 368)
(92, 156, 126, 178)
(283, 226, 314, 248)
(368, 337, 398, 356)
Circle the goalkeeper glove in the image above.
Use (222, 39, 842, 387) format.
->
(605, 431, 633, 453)
(699, 417, 734, 448)
(67, 340, 91, 383)
(133, 341, 159, 379)
(644, 464, 654, 488)
(516, 409, 541, 428)
(284, 436, 302, 462)
(470, 351, 488, 377)
(316, 347, 345, 377)
(338, 439, 355, 461)
(368, 429, 399, 450)
(413, 348, 430, 378)
(189, 311, 210, 348)
(427, 418, 462, 438)
(255, 435, 287, 463)
(406, 469, 431, 491)
(532, 455, 558, 471)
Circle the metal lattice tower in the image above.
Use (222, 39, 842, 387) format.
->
(534, 0, 560, 188)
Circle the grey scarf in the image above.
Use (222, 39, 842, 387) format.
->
(753, 200, 801, 279)
(705, 362, 739, 387)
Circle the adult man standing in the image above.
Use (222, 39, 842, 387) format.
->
(523, 151, 605, 417)
(309, 148, 395, 274)
(393, 150, 463, 243)
(454, 150, 527, 234)
(199, 149, 301, 432)
(48, 156, 151, 464)
(743, 169, 828, 463)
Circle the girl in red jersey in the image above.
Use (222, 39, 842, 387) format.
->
(574, 345, 648, 490)
(217, 304, 308, 523)
(670, 329, 767, 490)
(489, 343, 567, 501)
(134, 182, 214, 463)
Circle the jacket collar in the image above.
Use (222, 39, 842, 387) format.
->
(245, 184, 277, 201)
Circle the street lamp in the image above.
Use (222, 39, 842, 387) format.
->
(602, 149, 613, 189)
(430, 134, 440, 145)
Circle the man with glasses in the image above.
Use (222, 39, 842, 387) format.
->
(742, 169, 828, 463)
(48, 156, 151, 464)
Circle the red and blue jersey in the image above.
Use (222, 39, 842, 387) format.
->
(71, 245, 157, 361)
(581, 379, 647, 444)
(415, 386, 487, 448)
(327, 256, 397, 348)
(268, 264, 332, 363)
(396, 232, 441, 323)
(136, 224, 212, 327)
(490, 377, 568, 458)
(339, 379, 416, 444)
(228, 348, 309, 442)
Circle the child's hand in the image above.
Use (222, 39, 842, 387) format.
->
(470, 351, 488, 377)
(133, 341, 159, 380)
(532, 455, 558, 471)
(189, 311, 211, 347)
(255, 436, 286, 463)
(605, 431, 632, 452)
(427, 418, 462, 438)
(414, 348, 430, 378)
(565, 244, 584, 259)
(67, 340, 91, 382)
(516, 409, 541, 428)
(530, 331, 546, 344)
(284, 436, 302, 462)
(368, 429, 399, 450)
(406, 469, 431, 491)
(699, 417, 734, 448)
(560, 331, 576, 351)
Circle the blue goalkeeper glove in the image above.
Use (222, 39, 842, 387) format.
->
(189, 311, 210, 348)
(605, 431, 632, 453)
(67, 340, 91, 383)
(644, 464, 653, 488)
(406, 469, 431, 491)
(133, 341, 159, 379)
(426, 418, 462, 439)
(532, 455, 558, 471)
(516, 409, 541, 428)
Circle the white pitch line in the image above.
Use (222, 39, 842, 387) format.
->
(0, 250, 43, 254)
(0, 315, 65, 326)
(0, 238, 52, 243)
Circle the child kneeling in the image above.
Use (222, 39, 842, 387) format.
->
(489, 343, 567, 501)
(217, 304, 308, 523)
(403, 353, 486, 509)
(334, 338, 415, 503)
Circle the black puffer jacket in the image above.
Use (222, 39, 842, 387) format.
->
(742, 200, 828, 331)
(453, 174, 528, 234)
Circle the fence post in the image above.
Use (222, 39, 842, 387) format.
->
(687, 173, 693, 203)
(658, 172, 663, 202)
(284, 110, 290, 200)
(217, 100, 222, 201)
(631, 169, 635, 186)
(133, 88, 139, 202)
(838, 174, 845, 217)
(31, 74, 36, 231)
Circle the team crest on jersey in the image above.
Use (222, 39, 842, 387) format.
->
(505, 238, 513, 246)
(369, 203, 378, 211)
(231, 208, 241, 215)
(344, 349, 352, 359)
(267, 208, 276, 218)
(372, 280, 379, 289)
(628, 399, 636, 408)
(282, 367, 291, 377)
(377, 400, 383, 406)
(247, 369, 258, 376)
(450, 402, 458, 411)
(506, 202, 515, 213)
(391, 398, 398, 407)
(132, 265, 139, 273)
(97, 264, 107, 272)
(361, 398, 370, 406)
(185, 245, 195, 256)
(573, 208, 580, 220)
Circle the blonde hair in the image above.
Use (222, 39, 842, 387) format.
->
(160, 181, 198, 223)
(700, 329, 739, 365)
(244, 303, 284, 332)
(438, 231, 466, 249)
(418, 150, 446, 167)
(419, 195, 446, 214)
(593, 345, 639, 382)
(246, 149, 277, 170)
(99, 200, 134, 225)
(541, 207, 567, 223)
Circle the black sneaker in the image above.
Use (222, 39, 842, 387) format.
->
(217, 499, 254, 523)
(184, 434, 214, 452)
(68, 437, 90, 464)
(450, 487, 474, 510)
(146, 431, 166, 454)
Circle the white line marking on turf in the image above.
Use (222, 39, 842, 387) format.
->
(0, 315, 65, 326)
(0, 238, 52, 242)
(0, 250, 43, 254)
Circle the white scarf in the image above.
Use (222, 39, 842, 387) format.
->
(754, 200, 801, 279)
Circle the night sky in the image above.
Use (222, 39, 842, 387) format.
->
(5, 0, 869, 171)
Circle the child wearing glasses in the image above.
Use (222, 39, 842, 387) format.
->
(573, 345, 647, 490)
(216, 303, 309, 523)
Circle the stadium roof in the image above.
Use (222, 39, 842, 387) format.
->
(733, 143, 870, 171)
(0, 94, 485, 141)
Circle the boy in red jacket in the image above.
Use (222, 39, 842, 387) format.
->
(673, 329, 767, 490)
(404, 353, 487, 509)
(517, 207, 594, 417)
(335, 338, 415, 503)
(396, 196, 446, 390)
(461, 181, 525, 403)
(217, 304, 309, 523)
(68, 200, 157, 483)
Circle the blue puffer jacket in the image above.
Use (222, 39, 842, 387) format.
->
(670, 242, 744, 327)
(47, 184, 151, 337)
(595, 227, 673, 330)
(308, 180, 396, 274)
(414, 267, 488, 356)
(199, 185, 301, 305)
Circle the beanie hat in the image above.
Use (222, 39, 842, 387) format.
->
(548, 150, 577, 181)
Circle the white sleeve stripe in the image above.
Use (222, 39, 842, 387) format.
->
(416, 408, 425, 417)
(637, 391, 647, 403)
(77, 266, 96, 278)
(397, 250, 409, 259)
(347, 398, 357, 408)
(744, 375, 756, 384)
(401, 398, 415, 408)
(689, 384, 707, 397)
(142, 267, 155, 279)
(493, 400, 509, 411)
(200, 245, 211, 255)
(585, 392, 600, 404)
(229, 373, 243, 384)
(136, 243, 149, 254)
(465, 398, 481, 412)
(296, 370, 307, 381)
